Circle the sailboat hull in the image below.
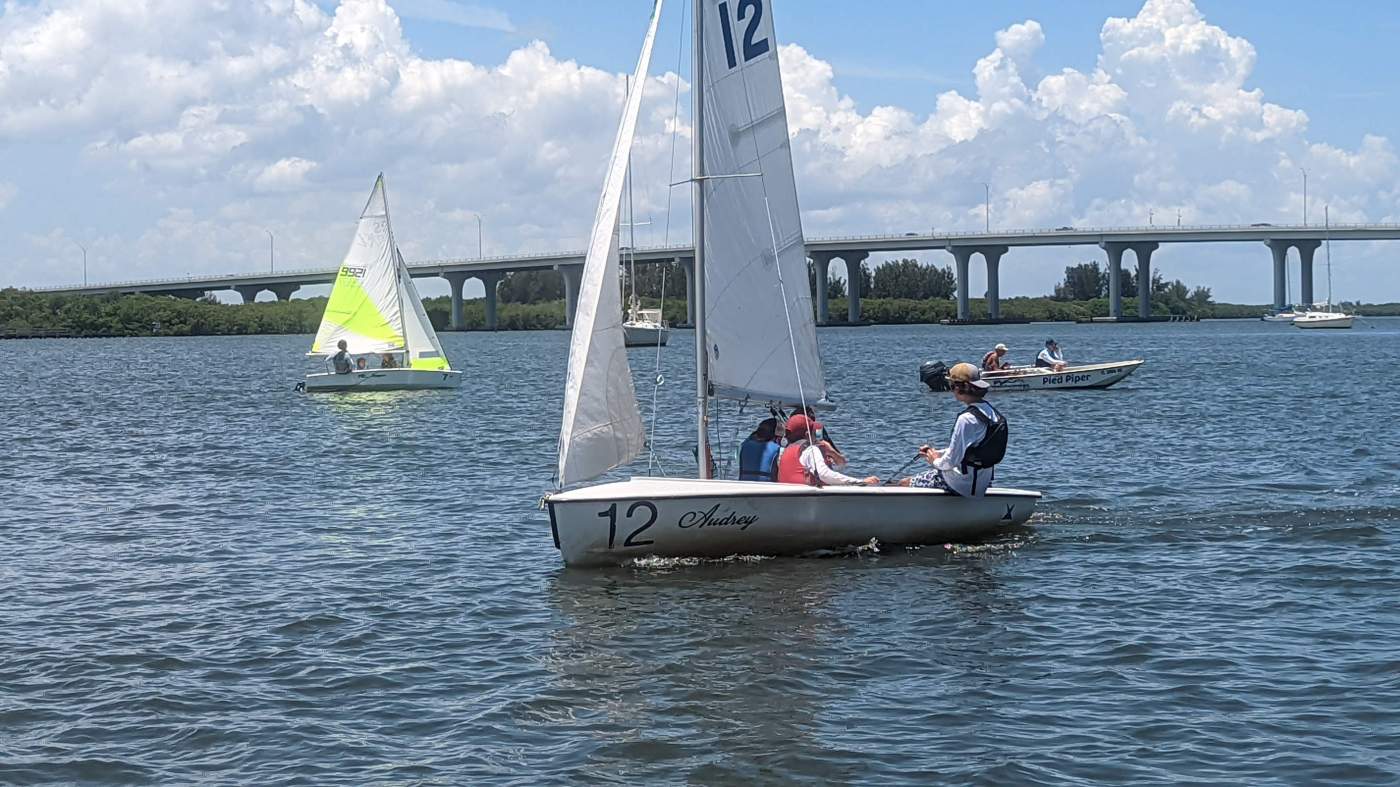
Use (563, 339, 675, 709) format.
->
(623, 323, 670, 347)
(1293, 314, 1354, 329)
(544, 477, 1040, 567)
(303, 369, 462, 392)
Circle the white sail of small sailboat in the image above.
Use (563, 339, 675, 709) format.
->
(544, 0, 1038, 567)
(303, 175, 463, 391)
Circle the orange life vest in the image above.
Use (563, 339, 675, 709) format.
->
(776, 441, 820, 486)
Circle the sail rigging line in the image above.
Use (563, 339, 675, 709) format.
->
(644, 0, 688, 477)
(763, 194, 809, 419)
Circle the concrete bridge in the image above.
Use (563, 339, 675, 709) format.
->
(30, 223, 1400, 328)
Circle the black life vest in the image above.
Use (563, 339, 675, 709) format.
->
(960, 403, 1007, 472)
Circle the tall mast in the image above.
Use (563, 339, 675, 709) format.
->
(625, 75, 638, 309)
(691, 0, 711, 479)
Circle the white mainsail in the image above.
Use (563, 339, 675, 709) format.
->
(311, 175, 407, 356)
(697, 0, 825, 407)
(555, 0, 663, 487)
(396, 249, 451, 370)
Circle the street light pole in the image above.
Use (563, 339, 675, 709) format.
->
(473, 213, 484, 258)
(1149, 209, 1154, 226)
(980, 182, 990, 233)
(1300, 167, 1308, 226)
(74, 241, 87, 286)
(265, 229, 274, 273)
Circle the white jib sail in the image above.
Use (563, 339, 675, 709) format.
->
(396, 250, 452, 371)
(698, 0, 825, 406)
(310, 175, 407, 356)
(555, 0, 663, 487)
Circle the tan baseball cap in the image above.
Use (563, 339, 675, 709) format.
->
(947, 362, 990, 389)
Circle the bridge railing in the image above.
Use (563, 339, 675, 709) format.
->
(24, 223, 1400, 292)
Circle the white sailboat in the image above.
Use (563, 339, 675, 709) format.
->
(619, 77, 672, 349)
(542, 0, 1039, 567)
(1294, 207, 1354, 329)
(304, 175, 463, 391)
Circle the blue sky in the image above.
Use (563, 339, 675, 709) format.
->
(3, 0, 1400, 303)
(388, 1, 1400, 148)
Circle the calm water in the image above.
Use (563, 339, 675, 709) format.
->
(4, 320, 1400, 785)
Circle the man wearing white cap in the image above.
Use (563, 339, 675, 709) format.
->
(899, 362, 1007, 496)
(981, 343, 1010, 372)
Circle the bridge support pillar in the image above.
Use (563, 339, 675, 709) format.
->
(477, 271, 504, 331)
(1294, 240, 1320, 306)
(810, 252, 833, 325)
(843, 252, 868, 323)
(268, 284, 299, 302)
(1265, 240, 1289, 311)
(1133, 243, 1158, 318)
(1102, 243, 1127, 319)
(557, 264, 583, 328)
(980, 246, 1008, 320)
(951, 247, 974, 320)
(233, 285, 264, 304)
(442, 273, 469, 330)
(678, 257, 695, 327)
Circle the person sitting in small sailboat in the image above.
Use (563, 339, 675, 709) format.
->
(776, 415, 878, 487)
(899, 363, 1007, 496)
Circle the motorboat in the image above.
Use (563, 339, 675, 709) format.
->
(304, 175, 463, 392)
(541, 0, 1038, 567)
(919, 359, 1143, 392)
(622, 305, 671, 347)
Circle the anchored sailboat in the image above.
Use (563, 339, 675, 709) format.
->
(542, 0, 1038, 567)
(1294, 206, 1354, 329)
(304, 175, 463, 391)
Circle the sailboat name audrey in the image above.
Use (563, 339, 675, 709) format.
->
(677, 504, 759, 531)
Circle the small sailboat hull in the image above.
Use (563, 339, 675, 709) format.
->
(303, 369, 462, 392)
(623, 323, 670, 347)
(975, 360, 1144, 391)
(1293, 314, 1354, 329)
(1261, 312, 1298, 322)
(545, 477, 1039, 567)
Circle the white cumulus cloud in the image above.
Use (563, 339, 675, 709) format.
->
(0, 0, 1396, 303)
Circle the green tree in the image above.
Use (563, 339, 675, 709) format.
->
(871, 258, 956, 299)
(1053, 261, 1107, 301)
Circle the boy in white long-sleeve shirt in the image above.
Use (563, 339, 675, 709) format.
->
(900, 363, 1005, 496)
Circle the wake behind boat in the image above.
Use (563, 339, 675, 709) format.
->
(303, 175, 462, 392)
(541, 0, 1038, 567)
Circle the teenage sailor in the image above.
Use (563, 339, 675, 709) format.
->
(1035, 338, 1066, 371)
(738, 418, 782, 481)
(331, 339, 354, 374)
(981, 343, 1011, 371)
(776, 415, 878, 487)
(899, 363, 1007, 496)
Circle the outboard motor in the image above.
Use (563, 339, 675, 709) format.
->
(919, 360, 950, 391)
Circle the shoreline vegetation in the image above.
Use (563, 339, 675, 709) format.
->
(4, 258, 1395, 337)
